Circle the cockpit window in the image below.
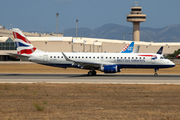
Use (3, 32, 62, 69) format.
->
(163, 56, 167, 59)
(160, 56, 167, 59)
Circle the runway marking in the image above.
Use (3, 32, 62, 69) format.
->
(0, 79, 180, 84)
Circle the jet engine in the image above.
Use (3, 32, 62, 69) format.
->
(100, 65, 121, 73)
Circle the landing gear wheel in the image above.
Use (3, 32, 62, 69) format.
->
(154, 68, 159, 76)
(88, 71, 92, 76)
(154, 73, 158, 76)
(88, 70, 96, 76)
(92, 71, 96, 76)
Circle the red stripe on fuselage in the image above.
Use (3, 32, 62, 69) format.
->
(138, 55, 157, 57)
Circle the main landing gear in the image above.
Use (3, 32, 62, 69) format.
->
(154, 68, 159, 76)
(88, 70, 97, 76)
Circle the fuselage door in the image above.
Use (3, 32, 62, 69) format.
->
(43, 55, 48, 62)
(151, 55, 156, 64)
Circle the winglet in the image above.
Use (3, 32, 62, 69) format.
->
(156, 46, 163, 54)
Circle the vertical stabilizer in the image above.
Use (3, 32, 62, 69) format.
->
(12, 28, 43, 55)
(121, 42, 134, 53)
(156, 46, 163, 54)
(132, 46, 140, 53)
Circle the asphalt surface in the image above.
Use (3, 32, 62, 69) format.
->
(0, 73, 180, 84)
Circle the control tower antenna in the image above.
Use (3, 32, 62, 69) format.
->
(127, 2, 146, 41)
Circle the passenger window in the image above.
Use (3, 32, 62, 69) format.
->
(54, 56, 56, 58)
(93, 57, 95, 59)
(50, 56, 52, 58)
(139, 57, 141, 59)
(113, 57, 115, 59)
(136, 57, 138, 59)
(97, 57, 99, 59)
(72, 56, 74, 58)
(160, 57, 163, 59)
(61, 56, 63, 58)
(124, 57, 126, 59)
(69, 56, 70, 58)
(58, 56, 59, 58)
(82, 56, 84, 58)
(117, 57, 119, 59)
(143, 57, 145, 59)
(101, 57, 103, 59)
(110, 57, 111, 59)
(86, 57, 88, 58)
(75, 56, 77, 58)
(89, 57, 91, 59)
(132, 57, 134, 59)
(128, 57, 130, 59)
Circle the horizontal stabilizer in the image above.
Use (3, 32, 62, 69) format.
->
(8, 53, 30, 60)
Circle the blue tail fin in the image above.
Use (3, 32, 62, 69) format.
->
(121, 42, 134, 53)
(156, 46, 163, 54)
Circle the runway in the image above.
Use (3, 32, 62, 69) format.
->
(0, 73, 180, 84)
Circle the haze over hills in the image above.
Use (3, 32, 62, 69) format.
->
(63, 23, 180, 42)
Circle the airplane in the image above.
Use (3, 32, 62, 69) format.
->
(121, 42, 134, 53)
(121, 42, 140, 53)
(9, 28, 175, 76)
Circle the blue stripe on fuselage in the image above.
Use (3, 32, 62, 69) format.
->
(39, 63, 175, 69)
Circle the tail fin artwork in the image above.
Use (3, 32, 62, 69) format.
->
(156, 46, 163, 54)
(12, 28, 37, 55)
(121, 42, 134, 53)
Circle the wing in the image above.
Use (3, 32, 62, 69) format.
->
(62, 52, 114, 69)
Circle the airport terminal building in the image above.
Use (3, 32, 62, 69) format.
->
(0, 28, 180, 61)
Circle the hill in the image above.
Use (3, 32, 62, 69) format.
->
(63, 23, 180, 42)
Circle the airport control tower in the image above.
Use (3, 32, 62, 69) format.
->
(127, 3, 146, 41)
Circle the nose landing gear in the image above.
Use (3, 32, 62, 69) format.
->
(154, 68, 159, 76)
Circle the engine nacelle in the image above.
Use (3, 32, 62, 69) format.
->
(100, 65, 121, 73)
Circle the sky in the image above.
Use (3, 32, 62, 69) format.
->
(1, 0, 180, 33)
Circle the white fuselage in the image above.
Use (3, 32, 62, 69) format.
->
(27, 52, 175, 70)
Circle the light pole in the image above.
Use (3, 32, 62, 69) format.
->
(56, 13, 59, 35)
(76, 19, 78, 39)
(123, 32, 125, 40)
(83, 40, 86, 52)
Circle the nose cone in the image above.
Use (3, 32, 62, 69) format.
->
(169, 60, 175, 67)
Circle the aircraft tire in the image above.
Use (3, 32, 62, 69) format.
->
(88, 71, 92, 76)
(92, 71, 96, 76)
(154, 73, 158, 76)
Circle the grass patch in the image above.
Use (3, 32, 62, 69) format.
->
(4, 85, 9, 90)
(0, 84, 180, 119)
(33, 101, 47, 111)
